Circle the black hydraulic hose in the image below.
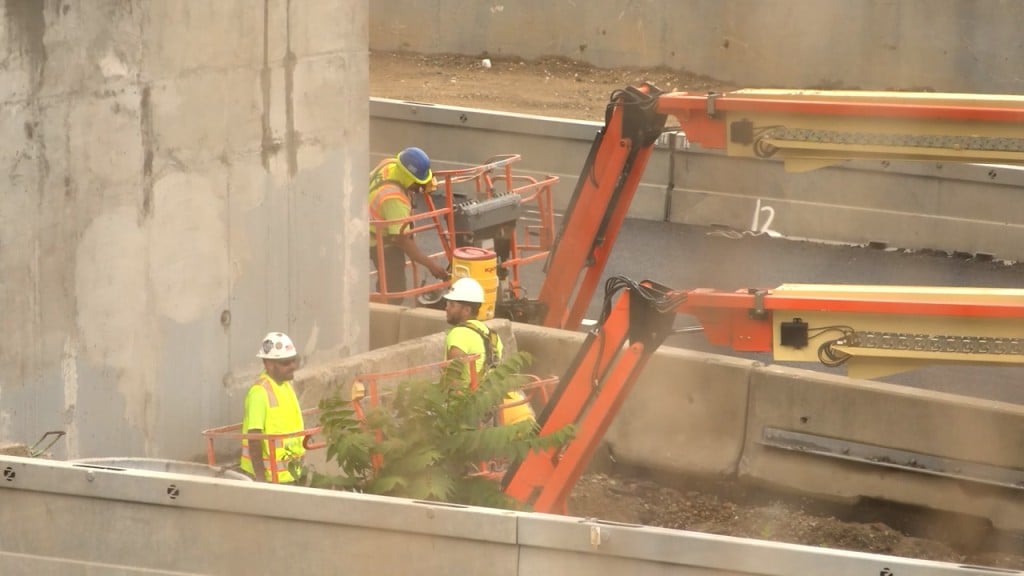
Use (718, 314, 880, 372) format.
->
(663, 132, 677, 222)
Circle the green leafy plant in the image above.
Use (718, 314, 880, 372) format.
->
(299, 351, 574, 509)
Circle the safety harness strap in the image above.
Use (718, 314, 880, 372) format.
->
(458, 321, 499, 369)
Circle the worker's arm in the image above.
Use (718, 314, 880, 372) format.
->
(248, 428, 266, 482)
(393, 233, 447, 279)
(243, 385, 269, 482)
(446, 345, 468, 360)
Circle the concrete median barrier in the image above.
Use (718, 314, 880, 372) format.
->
(396, 306, 449, 342)
(0, 456, 520, 576)
(369, 302, 403, 350)
(604, 348, 756, 478)
(373, 98, 1024, 262)
(3, 455, 970, 575)
(355, 310, 1024, 532)
(740, 364, 1024, 531)
(370, 303, 519, 353)
(513, 322, 755, 478)
(511, 323, 587, 379)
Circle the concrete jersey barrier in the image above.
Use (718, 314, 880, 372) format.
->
(364, 304, 1024, 531)
(0, 455, 1008, 575)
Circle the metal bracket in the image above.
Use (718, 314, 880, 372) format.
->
(748, 289, 768, 320)
(705, 91, 720, 118)
(760, 427, 1024, 491)
(29, 431, 66, 458)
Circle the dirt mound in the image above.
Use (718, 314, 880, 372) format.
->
(371, 51, 731, 122)
(568, 472, 1023, 569)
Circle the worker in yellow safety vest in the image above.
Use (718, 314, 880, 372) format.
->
(369, 147, 449, 303)
(443, 278, 536, 426)
(240, 332, 306, 483)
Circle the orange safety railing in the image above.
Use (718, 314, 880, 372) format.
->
(370, 154, 558, 305)
(202, 360, 559, 484)
(201, 407, 325, 484)
(495, 373, 558, 426)
(349, 357, 559, 480)
(349, 359, 470, 472)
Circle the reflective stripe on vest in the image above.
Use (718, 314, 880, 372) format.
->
(258, 378, 278, 407)
(240, 375, 282, 463)
(368, 187, 410, 221)
(368, 159, 411, 222)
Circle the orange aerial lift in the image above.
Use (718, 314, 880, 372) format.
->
(502, 85, 1024, 512)
(369, 154, 558, 308)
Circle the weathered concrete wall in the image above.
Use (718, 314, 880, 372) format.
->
(370, 0, 1024, 94)
(0, 0, 369, 460)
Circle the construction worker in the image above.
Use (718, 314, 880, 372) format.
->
(443, 278, 535, 425)
(369, 147, 449, 302)
(240, 332, 306, 483)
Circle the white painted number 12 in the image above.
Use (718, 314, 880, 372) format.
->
(751, 198, 776, 235)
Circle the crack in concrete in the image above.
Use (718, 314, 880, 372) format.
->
(139, 85, 154, 220)
(5, 0, 47, 93)
(259, 0, 273, 170)
(284, 0, 297, 178)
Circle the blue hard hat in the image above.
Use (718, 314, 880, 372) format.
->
(397, 147, 432, 184)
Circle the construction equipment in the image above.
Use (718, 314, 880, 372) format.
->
(504, 278, 682, 512)
(367, 86, 1024, 513)
(369, 154, 557, 310)
(497, 85, 1024, 511)
(519, 85, 1024, 374)
(363, 86, 1024, 510)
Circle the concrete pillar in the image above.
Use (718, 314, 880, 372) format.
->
(0, 0, 369, 459)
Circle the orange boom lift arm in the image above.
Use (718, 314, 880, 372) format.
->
(504, 277, 683, 513)
(505, 86, 1024, 511)
(538, 85, 1024, 333)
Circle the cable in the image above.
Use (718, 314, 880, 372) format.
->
(590, 276, 687, 387)
(807, 325, 856, 367)
(598, 276, 687, 325)
(753, 135, 779, 158)
(818, 338, 852, 367)
(807, 325, 855, 339)
(750, 125, 785, 158)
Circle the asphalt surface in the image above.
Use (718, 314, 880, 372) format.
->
(412, 191, 1024, 405)
(511, 218, 1024, 405)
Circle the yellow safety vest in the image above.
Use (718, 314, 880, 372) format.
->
(445, 321, 535, 425)
(239, 372, 306, 482)
(368, 159, 412, 246)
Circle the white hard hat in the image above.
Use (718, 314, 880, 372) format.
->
(257, 332, 297, 359)
(443, 277, 485, 304)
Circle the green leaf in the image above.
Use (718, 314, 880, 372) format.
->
(404, 466, 454, 501)
(308, 350, 571, 510)
(369, 474, 408, 495)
